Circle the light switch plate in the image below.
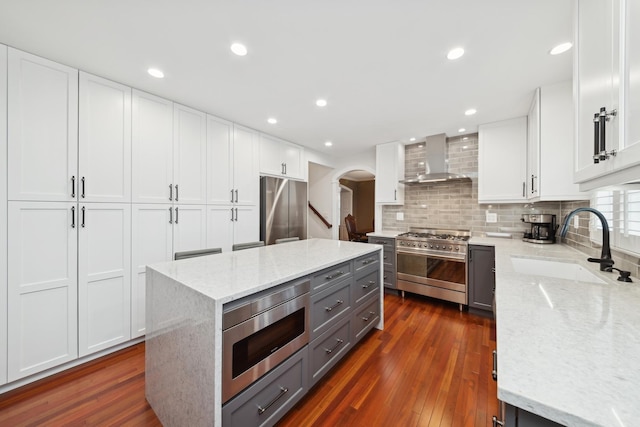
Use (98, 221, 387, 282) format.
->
(573, 215, 579, 229)
(486, 212, 498, 223)
(396, 212, 404, 221)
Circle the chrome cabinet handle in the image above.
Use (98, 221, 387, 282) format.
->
(175, 207, 179, 224)
(394, 189, 397, 200)
(492, 416, 504, 427)
(284, 163, 287, 175)
(169, 207, 173, 224)
(325, 299, 344, 312)
(325, 271, 344, 280)
(235, 208, 238, 222)
(230, 208, 234, 222)
(175, 184, 179, 201)
(81, 206, 85, 228)
(324, 338, 344, 354)
(593, 112, 600, 164)
(362, 311, 376, 322)
(234, 189, 238, 203)
(71, 206, 75, 228)
(230, 189, 234, 203)
(492, 350, 497, 381)
(81, 177, 85, 198)
(362, 280, 375, 289)
(257, 386, 289, 415)
(71, 176, 76, 198)
(522, 182, 525, 197)
(531, 174, 534, 194)
(361, 258, 375, 265)
(169, 184, 173, 201)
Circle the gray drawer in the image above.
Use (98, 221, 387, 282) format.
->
(382, 251, 395, 266)
(368, 237, 394, 248)
(310, 278, 351, 340)
(311, 261, 351, 293)
(352, 269, 379, 307)
(352, 296, 380, 343)
(383, 265, 396, 289)
(222, 347, 308, 427)
(309, 316, 351, 388)
(354, 252, 379, 273)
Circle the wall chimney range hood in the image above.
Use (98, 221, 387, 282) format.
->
(399, 133, 477, 184)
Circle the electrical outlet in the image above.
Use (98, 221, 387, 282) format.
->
(573, 215, 579, 229)
(486, 212, 498, 223)
(396, 212, 404, 221)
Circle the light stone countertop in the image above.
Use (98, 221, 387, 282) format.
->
(148, 238, 382, 304)
(469, 237, 640, 426)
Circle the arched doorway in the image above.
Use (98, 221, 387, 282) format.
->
(333, 169, 375, 241)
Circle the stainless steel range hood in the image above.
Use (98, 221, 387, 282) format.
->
(399, 133, 477, 184)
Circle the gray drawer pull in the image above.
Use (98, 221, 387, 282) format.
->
(383, 275, 388, 280)
(492, 350, 497, 381)
(361, 258, 375, 265)
(324, 338, 344, 354)
(325, 271, 344, 280)
(362, 311, 376, 321)
(257, 386, 289, 415)
(492, 416, 504, 427)
(362, 280, 375, 289)
(325, 300, 344, 312)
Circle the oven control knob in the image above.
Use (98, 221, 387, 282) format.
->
(449, 246, 453, 250)
(435, 245, 440, 249)
(429, 244, 433, 248)
(455, 247, 459, 251)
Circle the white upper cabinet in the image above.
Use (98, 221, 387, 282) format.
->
(207, 115, 233, 205)
(527, 88, 541, 198)
(173, 104, 207, 205)
(375, 141, 405, 205)
(574, 0, 640, 189)
(132, 90, 174, 203)
(0, 43, 7, 386)
(79, 72, 131, 203)
(259, 134, 305, 180)
(478, 117, 528, 203)
(78, 203, 131, 357)
(8, 48, 78, 202)
(233, 125, 259, 206)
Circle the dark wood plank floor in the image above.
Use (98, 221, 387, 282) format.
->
(0, 293, 497, 426)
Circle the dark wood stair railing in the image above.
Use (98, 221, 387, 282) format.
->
(308, 202, 332, 229)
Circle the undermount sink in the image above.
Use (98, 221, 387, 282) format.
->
(511, 257, 606, 284)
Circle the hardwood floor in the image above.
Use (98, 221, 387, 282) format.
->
(0, 293, 497, 426)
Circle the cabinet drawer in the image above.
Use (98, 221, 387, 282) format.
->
(309, 316, 351, 388)
(222, 347, 307, 427)
(352, 269, 379, 307)
(310, 279, 351, 341)
(368, 237, 394, 247)
(354, 253, 379, 273)
(311, 261, 351, 293)
(383, 265, 396, 288)
(382, 251, 395, 266)
(352, 296, 380, 343)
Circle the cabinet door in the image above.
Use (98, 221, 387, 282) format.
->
(468, 245, 495, 312)
(78, 203, 131, 357)
(259, 133, 285, 176)
(132, 90, 173, 204)
(174, 104, 207, 205)
(234, 205, 260, 246)
(79, 72, 131, 203)
(207, 115, 233, 205)
(173, 205, 207, 253)
(0, 43, 8, 386)
(131, 204, 173, 338)
(7, 201, 78, 381)
(527, 88, 540, 199)
(207, 205, 234, 253)
(7, 48, 78, 202)
(375, 142, 404, 205)
(233, 125, 259, 206)
(478, 117, 527, 203)
(283, 142, 304, 179)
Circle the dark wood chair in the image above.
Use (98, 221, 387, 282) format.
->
(344, 214, 368, 242)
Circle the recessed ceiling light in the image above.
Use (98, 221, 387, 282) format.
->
(267, 117, 277, 124)
(316, 99, 327, 107)
(549, 42, 572, 55)
(464, 108, 477, 116)
(458, 128, 466, 133)
(447, 47, 465, 60)
(230, 43, 248, 56)
(325, 141, 333, 147)
(147, 68, 164, 78)
(409, 137, 416, 142)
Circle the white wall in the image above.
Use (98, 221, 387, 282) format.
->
(308, 162, 334, 239)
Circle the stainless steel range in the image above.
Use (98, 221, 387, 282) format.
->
(396, 228, 470, 309)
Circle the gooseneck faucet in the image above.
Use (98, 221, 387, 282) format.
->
(559, 207, 613, 271)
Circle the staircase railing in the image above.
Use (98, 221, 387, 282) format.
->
(308, 202, 332, 229)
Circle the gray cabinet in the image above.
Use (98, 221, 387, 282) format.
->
(308, 316, 351, 387)
(368, 236, 396, 289)
(502, 403, 563, 427)
(468, 244, 495, 314)
(310, 278, 352, 340)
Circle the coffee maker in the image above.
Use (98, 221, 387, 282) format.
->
(522, 214, 557, 244)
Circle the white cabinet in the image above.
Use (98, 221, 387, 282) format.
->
(207, 205, 259, 252)
(574, 0, 640, 190)
(132, 90, 174, 203)
(78, 203, 131, 357)
(527, 88, 540, 198)
(259, 134, 305, 180)
(7, 48, 78, 202)
(7, 202, 78, 381)
(173, 204, 208, 252)
(0, 43, 8, 386)
(478, 117, 528, 203)
(79, 72, 131, 203)
(375, 141, 405, 205)
(174, 104, 207, 205)
(233, 125, 260, 206)
(207, 116, 234, 205)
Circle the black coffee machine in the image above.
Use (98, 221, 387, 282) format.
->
(522, 214, 557, 244)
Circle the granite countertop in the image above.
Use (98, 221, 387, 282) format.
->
(148, 238, 381, 304)
(469, 237, 640, 426)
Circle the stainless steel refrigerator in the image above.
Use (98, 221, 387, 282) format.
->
(260, 176, 308, 245)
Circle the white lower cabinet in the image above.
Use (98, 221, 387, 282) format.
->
(207, 205, 259, 253)
(131, 203, 207, 338)
(7, 201, 78, 381)
(78, 203, 131, 357)
(1, 43, 8, 386)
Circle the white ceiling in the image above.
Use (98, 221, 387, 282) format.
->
(0, 0, 573, 158)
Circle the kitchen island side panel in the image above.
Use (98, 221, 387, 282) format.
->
(145, 268, 222, 427)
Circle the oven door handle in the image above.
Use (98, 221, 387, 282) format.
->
(397, 250, 466, 262)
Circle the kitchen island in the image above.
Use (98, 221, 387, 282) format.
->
(144, 238, 383, 427)
(469, 237, 640, 426)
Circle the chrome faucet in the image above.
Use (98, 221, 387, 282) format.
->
(559, 207, 614, 271)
